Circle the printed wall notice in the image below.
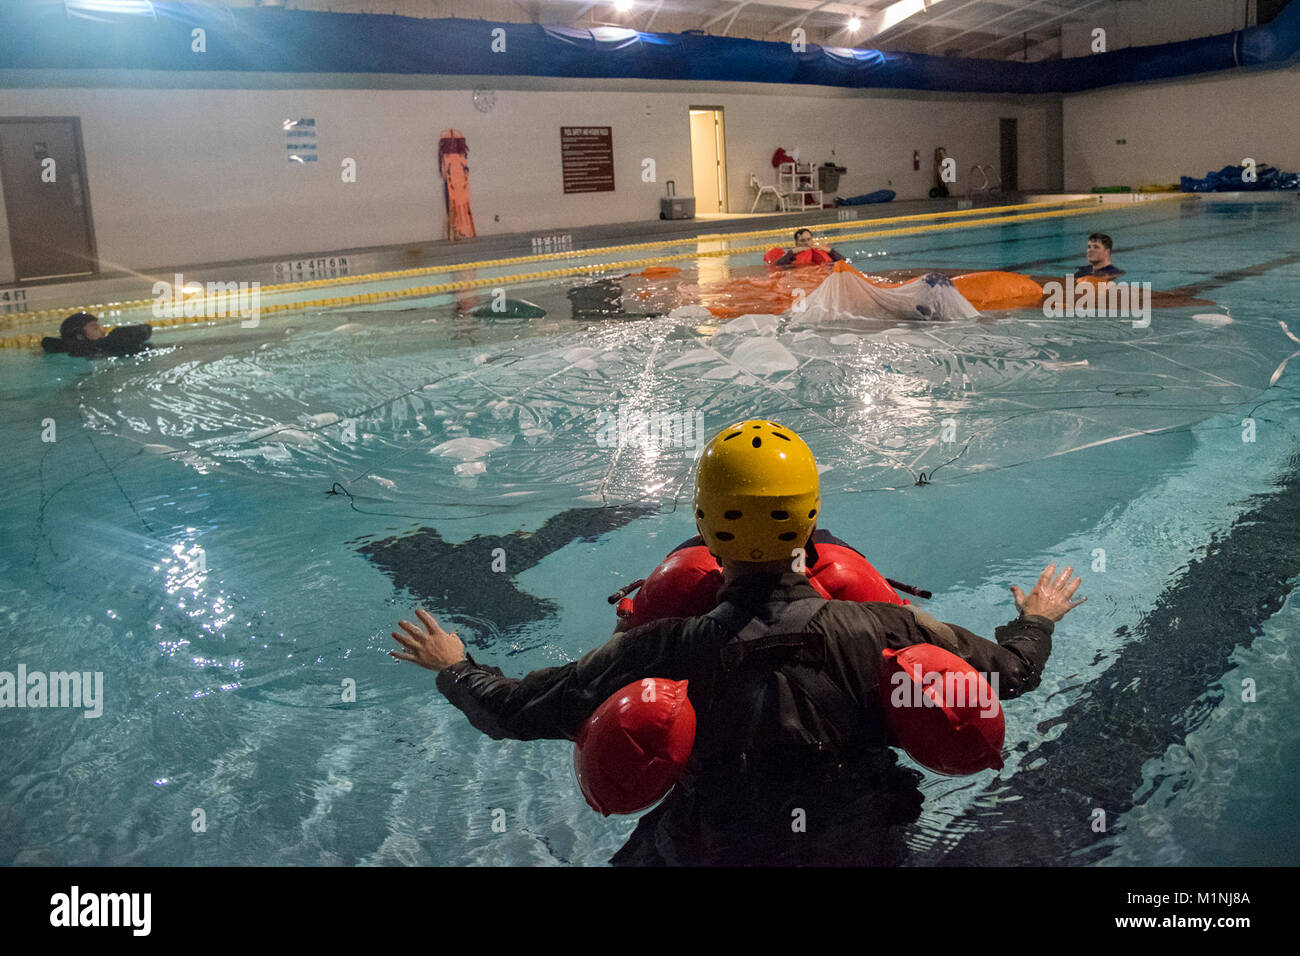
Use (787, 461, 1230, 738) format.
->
(285, 118, 317, 164)
(561, 126, 614, 194)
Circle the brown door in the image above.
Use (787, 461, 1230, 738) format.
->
(0, 118, 98, 281)
(999, 117, 1018, 193)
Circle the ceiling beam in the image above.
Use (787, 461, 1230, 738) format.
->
(962, 0, 1110, 56)
(920, 0, 1065, 53)
(775, 1, 838, 33)
(642, 0, 665, 31)
(869, 0, 986, 45)
(703, 1, 750, 29)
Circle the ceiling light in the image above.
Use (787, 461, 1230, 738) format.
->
(66, 0, 155, 13)
(848, 16, 862, 32)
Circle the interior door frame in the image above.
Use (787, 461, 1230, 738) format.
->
(688, 105, 728, 214)
(0, 115, 100, 282)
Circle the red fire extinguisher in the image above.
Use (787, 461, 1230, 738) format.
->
(913, 150, 920, 171)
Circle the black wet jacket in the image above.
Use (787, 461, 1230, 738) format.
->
(436, 570, 1054, 866)
(42, 324, 153, 357)
(1074, 263, 1122, 278)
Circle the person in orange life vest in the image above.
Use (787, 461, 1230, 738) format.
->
(770, 228, 845, 267)
(929, 147, 950, 199)
(388, 420, 1086, 866)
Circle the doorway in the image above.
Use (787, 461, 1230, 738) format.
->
(0, 118, 98, 281)
(688, 107, 728, 215)
(999, 117, 1019, 193)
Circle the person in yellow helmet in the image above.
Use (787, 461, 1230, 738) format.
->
(390, 419, 1084, 865)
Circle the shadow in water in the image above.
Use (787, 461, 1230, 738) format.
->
(359, 504, 652, 637)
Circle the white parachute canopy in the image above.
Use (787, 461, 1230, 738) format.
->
(797, 263, 980, 322)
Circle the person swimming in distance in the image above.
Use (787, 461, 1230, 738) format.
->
(771, 228, 846, 267)
(1075, 233, 1123, 278)
(42, 311, 153, 358)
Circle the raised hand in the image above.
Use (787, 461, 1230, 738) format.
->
(1010, 564, 1085, 623)
(390, 608, 466, 672)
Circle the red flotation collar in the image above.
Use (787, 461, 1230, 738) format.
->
(763, 246, 832, 266)
(793, 247, 832, 266)
(614, 542, 903, 630)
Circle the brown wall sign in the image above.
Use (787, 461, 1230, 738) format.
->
(561, 126, 615, 194)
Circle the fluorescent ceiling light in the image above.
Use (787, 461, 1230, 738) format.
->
(65, 0, 155, 19)
(66, 0, 156, 14)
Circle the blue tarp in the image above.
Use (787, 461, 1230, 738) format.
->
(1, 1, 1298, 94)
(837, 190, 897, 205)
(1180, 163, 1300, 191)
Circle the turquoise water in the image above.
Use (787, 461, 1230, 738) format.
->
(2, 198, 1298, 865)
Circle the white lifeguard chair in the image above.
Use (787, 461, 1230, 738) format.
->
(749, 172, 787, 213)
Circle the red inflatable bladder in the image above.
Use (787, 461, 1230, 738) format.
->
(793, 248, 832, 266)
(808, 542, 905, 605)
(879, 644, 1005, 776)
(617, 543, 903, 628)
(574, 678, 697, 815)
(618, 546, 723, 629)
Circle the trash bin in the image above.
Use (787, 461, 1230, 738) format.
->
(819, 163, 847, 193)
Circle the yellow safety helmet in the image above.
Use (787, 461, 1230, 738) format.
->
(693, 419, 820, 563)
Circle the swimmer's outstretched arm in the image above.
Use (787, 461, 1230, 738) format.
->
(854, 563, 1084, 700)
(391, 606, 691, 742)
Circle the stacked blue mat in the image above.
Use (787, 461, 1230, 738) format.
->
(1181, 163, 1300, 192)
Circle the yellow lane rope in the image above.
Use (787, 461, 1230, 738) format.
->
(1, 195, 1181, 349)
(1, 197, 1103, 325)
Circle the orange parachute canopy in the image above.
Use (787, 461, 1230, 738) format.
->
(949, 271, 1045, 311)
(629, 261, 1056, 318)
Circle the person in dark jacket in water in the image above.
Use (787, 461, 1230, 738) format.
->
(390, 419, 1084, 866)
(1074, 233, 1123, 278)
(42, 311, 153, 357)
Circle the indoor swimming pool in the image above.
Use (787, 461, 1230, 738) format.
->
(2, 196, 1298, 865)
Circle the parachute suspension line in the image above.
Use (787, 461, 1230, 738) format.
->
(346, 336, 627, 492)
(323, 481, 497, 521)
(692, 340, 923, 482)
(335, 355, 530, 486)
(85, 432, 156, 536)
(1270, 320, 1300, 387)
(594, 328, 668, 507)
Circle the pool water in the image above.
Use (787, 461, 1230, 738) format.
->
(2, 198, 1298, 865)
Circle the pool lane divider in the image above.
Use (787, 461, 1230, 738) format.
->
(2, 196, 1106, 334)
(0, 196, 1182, 350)
(0, 197, 1105, 328)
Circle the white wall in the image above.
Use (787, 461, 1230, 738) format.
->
(1062, 63, 1300, 189)
(0, 77, 1054, 282)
